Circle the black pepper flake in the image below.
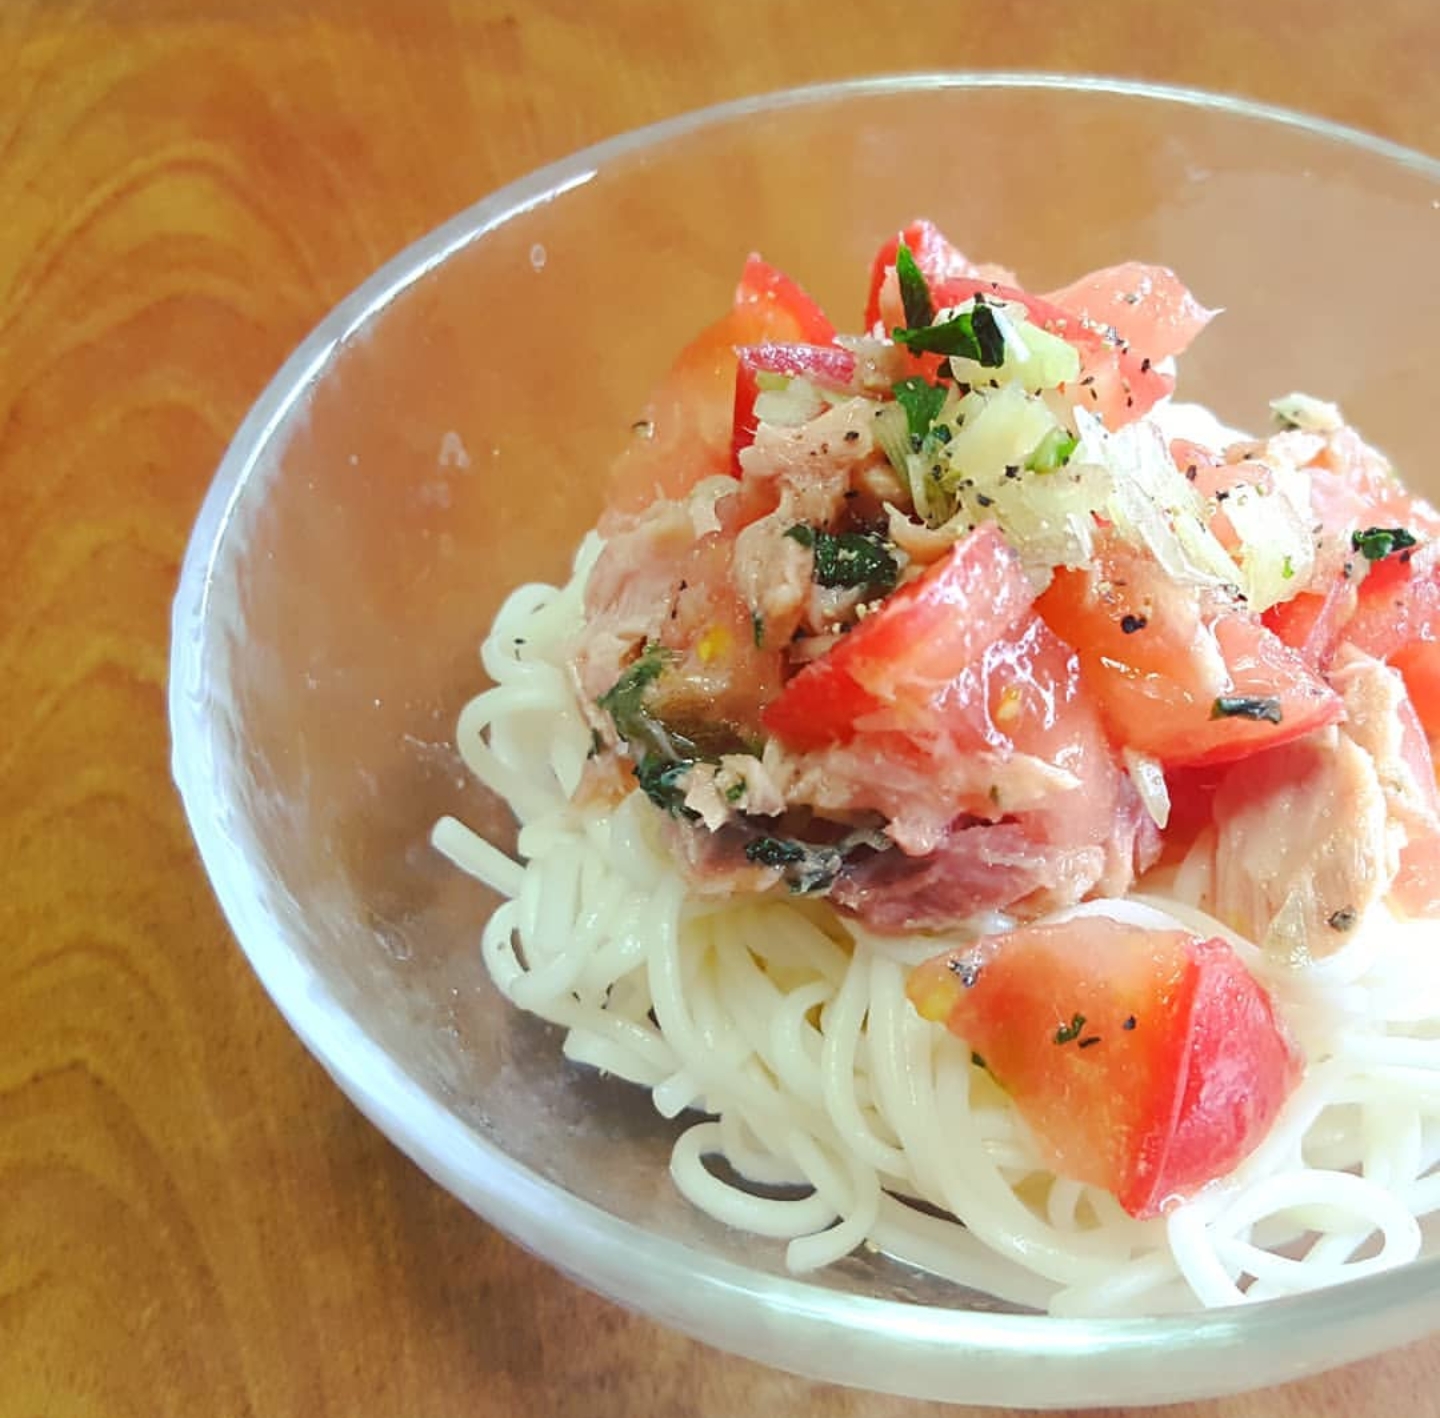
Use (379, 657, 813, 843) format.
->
(1140, 356, 1152, 373)
(1120, 614, 1148, 634)
(1078, 1035, 1102, 1049)
(975, 492, 994, 508)
(948, 958, 981, 988)
(1215, 490, 1230, 503)
(1185, 464, 1198, 481)
(1327, 906, 1358, 932)
(844, 429, 860, 442)
(1122, 1015, 1137, 1031)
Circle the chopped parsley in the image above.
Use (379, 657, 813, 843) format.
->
(895, 241, 934, 330)
(892, 302, 1006, 366)
(744, 835, 844, 894)
(634, 757, 694, 816)
(1054, 1012, 1087, 1045)
(598, 645, 725, 819)
(785, 524, 899, 596)
(1211, 695, 1283, 724)
(596, 645, 677, 751)
(1351, 526, 1418, 562)
(892, 375, 947, 443)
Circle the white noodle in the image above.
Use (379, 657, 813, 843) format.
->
(436, 541, 1440, 1316)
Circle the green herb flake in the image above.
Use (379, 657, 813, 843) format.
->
(1351, 526, 1418, 562)
(1281, 553, 1295, 580)
(596, 644, 675, 743)
(634, 757, 695, 817)
(787, 524, 899, 596)
(1211, 695, 1283, 724)
(894, 241, 934, 330)
(1054, 1012, 1087, 1046)
(744, 836, 844, 894)
(893, 303, 1006, 367)
(724, 778, 747, 804)
(892, 376, 947, 443)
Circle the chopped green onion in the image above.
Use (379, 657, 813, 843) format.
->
(1025, 426, 1079, 474)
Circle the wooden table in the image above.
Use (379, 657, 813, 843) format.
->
(7, 1, 1440, 1413)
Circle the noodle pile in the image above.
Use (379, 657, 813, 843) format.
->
(435, 537, 1440, 1316)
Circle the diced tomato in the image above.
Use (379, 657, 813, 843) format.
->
(1036, 535, 1343, 767)
(907, 915, 1301, 1218)
(760, 525, 1142, 881)
(1042, 261, 1214, 364)
(760, 523, 1035, 751)
(1343, 556, 1440, 737)
(733, 253, 836, 347)
(730, 341, 858, 473)
(1261, 577, 1356, 671)
(606, 255, 836, 517)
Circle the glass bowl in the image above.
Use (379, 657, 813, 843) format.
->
(170, 75, 1440, 1408)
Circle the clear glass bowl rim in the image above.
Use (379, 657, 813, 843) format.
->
(169, 71, 1440, 1393)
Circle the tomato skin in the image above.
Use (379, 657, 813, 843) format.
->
(734, 253, 836, 346)
(730, 341, 858, 474)
(907, 916, 1301, 1218)
(1036, 537, 1344, 767)
(760, 523, 1035, 751)
(606, 255, 835, 516)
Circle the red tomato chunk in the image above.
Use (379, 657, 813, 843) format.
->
(908, 915, 1302, 1217)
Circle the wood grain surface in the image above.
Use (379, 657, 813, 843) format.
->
(7, 2, 1440, 1414)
